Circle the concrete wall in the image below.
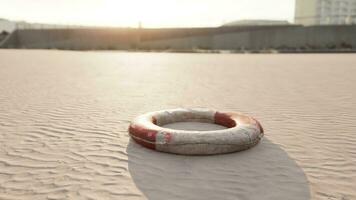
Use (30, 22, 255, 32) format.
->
(1, 25, 356, 51)
(0, 30, 18, 48)
(140, 35, 213, 50)
(213, 25, 356, 50)
(139, 25, 356, 50)
(3, 29, 139, 50)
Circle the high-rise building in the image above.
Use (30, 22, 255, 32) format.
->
(295, 0, 356, 25)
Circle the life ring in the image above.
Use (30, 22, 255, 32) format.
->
(128, 108, 264, 155)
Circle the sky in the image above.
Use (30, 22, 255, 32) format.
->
(0, 0, 296, 28)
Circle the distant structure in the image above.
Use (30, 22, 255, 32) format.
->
(2, 25, 356, 51)
(0, 18, 16, 32)
(222, 20, 289, 26)
(295, 0, 356, 25)
(0, 18, 104, 32)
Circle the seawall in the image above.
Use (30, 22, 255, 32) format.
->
(1, 25, 356, 51)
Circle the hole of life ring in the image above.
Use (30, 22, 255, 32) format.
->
(151, 111, 235, 131)
(162, 122, 227, 131)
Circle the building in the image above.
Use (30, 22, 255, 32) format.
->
(223, 20, 289, 27)
(295, 0, 356, 25)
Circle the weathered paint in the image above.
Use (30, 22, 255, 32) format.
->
(128, 108, 264, 155)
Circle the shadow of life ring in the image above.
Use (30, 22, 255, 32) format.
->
(128, 108, 264, 155)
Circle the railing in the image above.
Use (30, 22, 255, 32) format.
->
(0, 31, 14, 48)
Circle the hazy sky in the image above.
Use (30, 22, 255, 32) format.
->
(1, 0, 296, 27)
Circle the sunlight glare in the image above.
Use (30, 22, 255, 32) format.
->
(96, 0, 177, 27)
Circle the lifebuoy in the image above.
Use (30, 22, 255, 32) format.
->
(129, 108, 264, 155)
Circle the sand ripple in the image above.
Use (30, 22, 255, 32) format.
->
(0, 50, 355, 199)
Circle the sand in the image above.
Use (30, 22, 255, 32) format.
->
(0, 50, 355, 200)
(162, 122, 226, 131)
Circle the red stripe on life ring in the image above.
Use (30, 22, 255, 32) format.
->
(129, 125, 157, 150)
(214, 112, 236, 128)
(252, 117, 264, 134)
(152, 116, 157, 125)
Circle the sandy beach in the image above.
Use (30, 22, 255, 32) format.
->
(0, 50, 355, 200)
